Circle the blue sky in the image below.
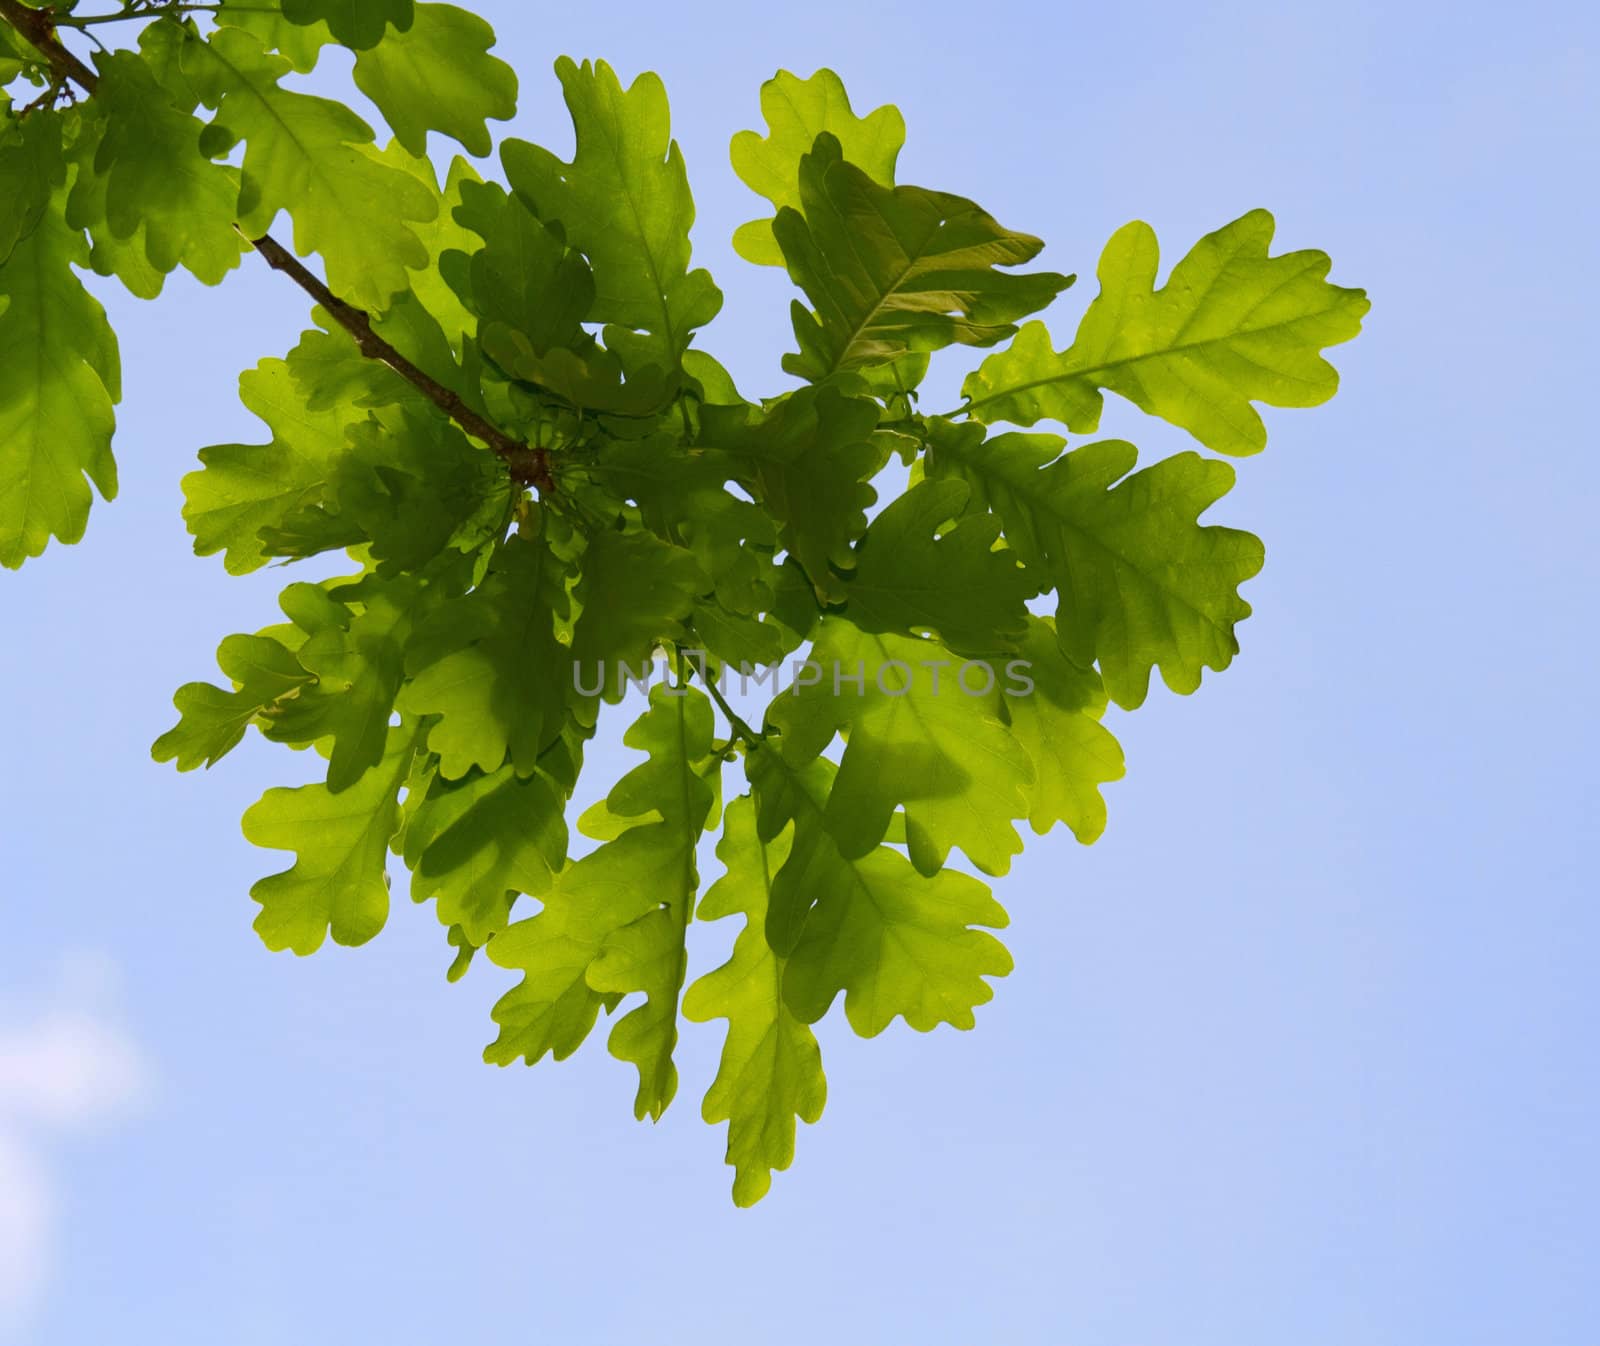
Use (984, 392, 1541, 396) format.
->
(2, 0, 1597, 1341)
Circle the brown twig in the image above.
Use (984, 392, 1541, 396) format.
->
(0, 0, 554, 495)
(243, 233, 554, 491)
(0, 0, 99, 89)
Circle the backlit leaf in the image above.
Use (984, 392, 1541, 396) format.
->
(748, 751, 1013, 1036)
(961, 210, 1369, 454)
(351, 3, 516, 157)
(282, 0, 412, 50)
(486, 685, 715, 1122)
(774, 133, 1071, 381)
(840, 477, 1032, 654)
(0, 188, 120, 569)
(926, 422, 1263, 708)
(71, 49, 244, 285)
(242, 722, 421, 954)
(398, 534, 572, 778)
(767, 618, 1034, 876)
(1001, 617, 1124, 842)
(502, 57, 722, 381)
(153, 633, 314, 770)
(404, 763, 568, 944)
(180, 24, 437, 309)
(730, 67, 903, 266)
(683, 794, 825, 1205)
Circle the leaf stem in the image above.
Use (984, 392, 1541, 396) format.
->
(696, 659, 764, 749)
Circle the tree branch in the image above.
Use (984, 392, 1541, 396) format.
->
(0, 0, 555, 495)
(243, 233, 554, 492)
(0, 0, 100, 90)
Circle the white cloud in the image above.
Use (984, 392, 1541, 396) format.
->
(0, 1011, 151, 1129)
(0, 954, 152, 1336)
(0, 1134, 50, 1326)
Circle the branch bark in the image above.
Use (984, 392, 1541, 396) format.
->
(0, 0, 554, 494)
(245, 233, 554, 492)
(0, 0, 99, 91)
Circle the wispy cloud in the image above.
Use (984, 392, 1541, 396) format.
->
(0, 953, 152, 1336)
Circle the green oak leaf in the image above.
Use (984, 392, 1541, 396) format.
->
(584, 906, 690, 1119)
(499, 340, 672, 416)
(242, 721, 421, 954)
(265, 405, 507, 573)
(282, 0, 412, 49)
(502, 57, 722, 381)
(182, 354, 356, 573)
(485, 686, 715, 1118)
(444, 922, 476, 981)
(281, 312, 418, 415)
(568, 527, 705, 715)
(262, 574, 439, 791)
(960, 210, 1370, 454)
(700, 385, 884, 600)
(840, 477, 1031, 654)
(153, 633, 315, 771)
(70, 49, 244, 285)
(0, 18, 36, 71)
(217, 0, 334, 74)
(588, 434, 778, 617)
(575, 429, 810, 666)
(683, 794, 825, 1206)
(730, 67, 904, 267)
(1001, 617, 1124, 842)
(748, 750, 1013, 1035)
(351, 3, 516, 157)
(129, 17, 199, 103)
(339, 411, 507, 571)
(391, 740, 437, 851)
(0, 108, 64, 265)
(0, 188, 120, 569)
(695, 554, 826, 671)
(179, 24, 437, 310)
(766, 618, 1034, 876)
(292, 285, 472, 416)
(60, 102, 170, 300)
(363, 142, 484, 353)
(483, 824, 653, 1068)
(398, 534, 572, 778)
(688, 579, 813, 671)
(444, 177, 594, 369)
(852, 350, 930, 407)
(583, 684, 717, 1118)
(925, 422, 1264, 708)
(682, 349, 744, 405)
(403, 763, 568, 944)
(190, 310, 478, 573)
(774, 133, 1071, 382)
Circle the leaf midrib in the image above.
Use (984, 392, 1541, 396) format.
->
(963, 298, 1352, 415)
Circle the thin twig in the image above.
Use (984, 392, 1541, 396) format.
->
(0, 0, 100, 89)
(56, 4, 283, 26)
(697, 660, 765, 748)
(243, 233, 554, 491)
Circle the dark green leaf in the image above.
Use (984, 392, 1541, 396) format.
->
(926, 422, 1264, 708)
(774, 133, 1071, 381)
